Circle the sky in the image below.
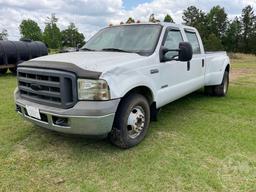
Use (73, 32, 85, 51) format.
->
(0, 0, 255, 41)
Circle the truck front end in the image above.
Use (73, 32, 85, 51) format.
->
(14, 23, 163, 148)
(14, 61, 120, 136)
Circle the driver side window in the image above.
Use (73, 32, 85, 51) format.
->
(163, 30, 183, 59)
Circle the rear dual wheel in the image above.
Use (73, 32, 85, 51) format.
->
(109, 93, 150, 149)
(205, 71, 229, 97)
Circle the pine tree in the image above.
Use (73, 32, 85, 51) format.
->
(240, 5, 256, 53)
(61, 23, 85, 48)
(223, 17, 242, 52)
(164, 14, 174, 23)
(126, 17, 135, 24)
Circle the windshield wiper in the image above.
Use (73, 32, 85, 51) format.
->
(101, 48, 130, 53)
(80, 48, 95, 51)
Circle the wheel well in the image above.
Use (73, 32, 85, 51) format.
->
(225, 64, 230, 72)
(119, 86, 158, 121)
(123, 86, 154, 105)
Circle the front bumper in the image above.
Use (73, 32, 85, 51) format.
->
(14, 88, 120, 136)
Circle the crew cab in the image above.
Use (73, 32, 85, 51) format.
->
(14, 23, 230, 148)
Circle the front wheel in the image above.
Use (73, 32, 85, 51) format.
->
(109, 93, 150, 149)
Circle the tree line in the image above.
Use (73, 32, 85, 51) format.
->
(183, 5, 256, 53)
(0, 5, 255, 53)
(0, 14, 85, 50)
(121, 5, 256, 53)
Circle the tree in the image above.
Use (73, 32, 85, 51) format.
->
(126, 17, 135, 24)
(206, 6, 228, 39)
(0, 29, 8, 40)
(204, 33, 223, 51)
(223, 17, 242, 52)
(182, 6, 208, 41)
(182, 6, 205, 26)
(149, 14, 160, 23)
(43, 13, 62, 49)
(183, 6, 228, 51)
(61, 22, 85, 48)
(164, 14, 174, 23)
(240, 5, 256, 53)
(182, 5, 256, 53)
(19, 19, 42, 41)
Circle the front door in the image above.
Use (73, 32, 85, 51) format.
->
(157, 28, 189, 107)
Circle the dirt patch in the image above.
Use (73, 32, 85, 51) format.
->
(230, 68, 255, 82)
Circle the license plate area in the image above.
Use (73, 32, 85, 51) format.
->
(26, 105, 41, 120)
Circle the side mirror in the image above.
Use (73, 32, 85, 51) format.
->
(178, 42, 193, 62)
(160, 42, 193, 62)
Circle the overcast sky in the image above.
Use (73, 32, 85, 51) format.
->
(0, 0, 255, 40)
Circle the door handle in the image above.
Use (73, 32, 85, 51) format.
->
(150, 69, 159, 74)
(187, 61, 190, 71)
(202, 59, 205, 67)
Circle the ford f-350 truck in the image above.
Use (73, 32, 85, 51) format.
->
(14, 23, 230, 148)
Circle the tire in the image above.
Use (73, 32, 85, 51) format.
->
(109, 93, 150, 149)
(204, 71, 229, 97)
(0, 68, 8, 75)
(204, 86, 214, 96)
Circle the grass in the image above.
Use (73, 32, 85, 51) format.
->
(0, 54, 256, 191)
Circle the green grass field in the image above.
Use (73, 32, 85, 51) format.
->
(0, 54, 255, 192)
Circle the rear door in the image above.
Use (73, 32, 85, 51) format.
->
(183, 29, 205, 88)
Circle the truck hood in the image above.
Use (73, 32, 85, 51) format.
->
(31, 51, 145, 73)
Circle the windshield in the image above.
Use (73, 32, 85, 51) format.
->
(82, 24, 162, 55)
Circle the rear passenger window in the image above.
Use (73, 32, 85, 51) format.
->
(163, 30, 183, 59)
(185, 31, 201, 54)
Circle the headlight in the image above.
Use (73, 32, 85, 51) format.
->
(77, 79, 110, 100)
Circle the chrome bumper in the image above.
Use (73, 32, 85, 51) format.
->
(14, 88, 120, 136)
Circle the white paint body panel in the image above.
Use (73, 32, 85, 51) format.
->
(32, 23, 230, 109)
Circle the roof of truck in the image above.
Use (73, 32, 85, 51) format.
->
(160, 22, 194, 29)
(109, 22, 196, 30)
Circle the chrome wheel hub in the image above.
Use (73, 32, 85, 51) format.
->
(127, 106, 145, 139)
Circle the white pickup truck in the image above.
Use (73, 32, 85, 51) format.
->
(14, 23, 230, 148)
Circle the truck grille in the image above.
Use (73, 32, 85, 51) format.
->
(17, 67, 77, 109)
